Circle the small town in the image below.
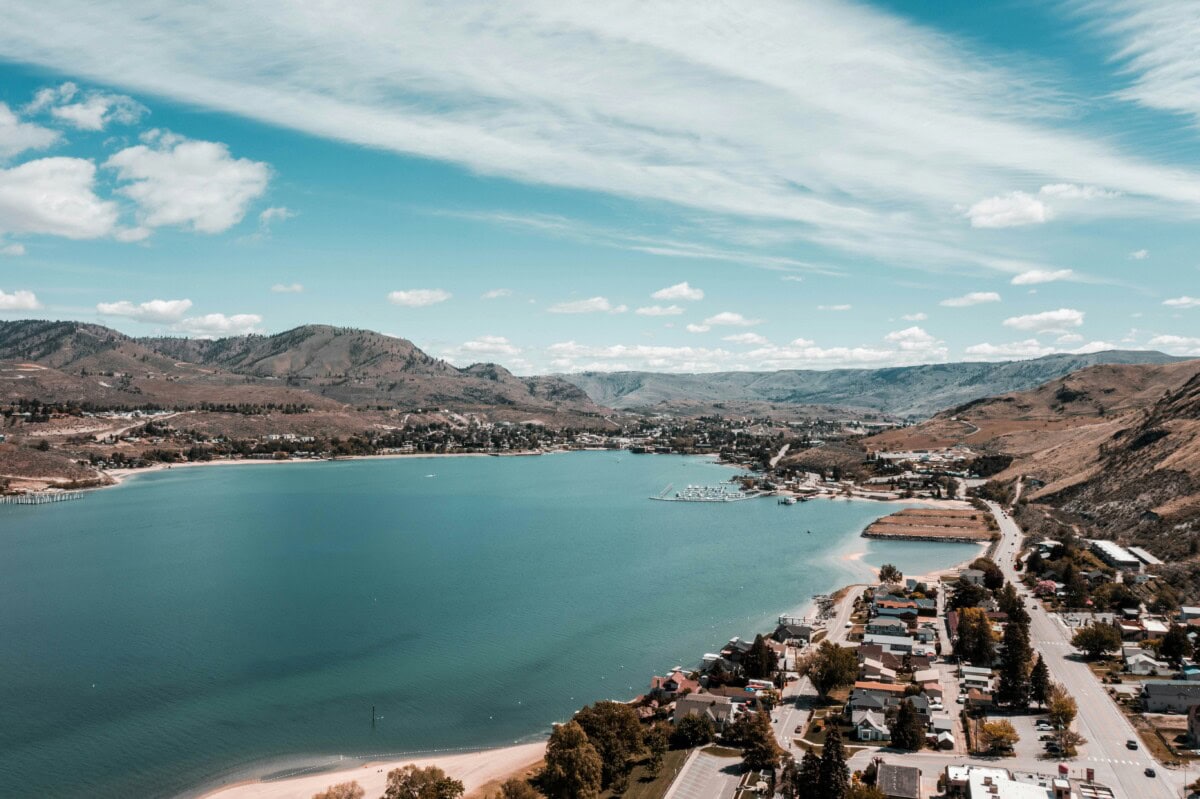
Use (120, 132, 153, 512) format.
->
(478, 476, 1194, 799)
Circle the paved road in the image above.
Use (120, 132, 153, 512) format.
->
(983, 498, 1181, 799)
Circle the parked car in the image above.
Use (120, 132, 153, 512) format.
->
(1145, 768, 1156, 778)
(1127, 739, 1139, 750)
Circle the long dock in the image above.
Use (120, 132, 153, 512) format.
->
(0, 491, 86, 505)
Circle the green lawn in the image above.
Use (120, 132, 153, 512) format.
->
(601, 748, 690, 799)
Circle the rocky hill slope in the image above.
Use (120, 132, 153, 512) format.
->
(868, 358, 1200, 569)
(0, 321, 605, 424)
(561, 351, 1181, 419)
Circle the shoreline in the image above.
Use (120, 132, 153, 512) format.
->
(109, 455, 975, 798)
(197, 741, 547, 799)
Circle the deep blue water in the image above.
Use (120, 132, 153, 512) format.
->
(0, 452, 978, 797)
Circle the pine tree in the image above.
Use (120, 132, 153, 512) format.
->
(795, 747, 821, 796)
(1029, 655, 1051, 708)
(743, 634, 777, 680)
(818, 726, 850, 799)
(888, 699, 925, 750)
(996, 616, 1032, 709)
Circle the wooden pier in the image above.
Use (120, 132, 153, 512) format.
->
(0, 491, 86, 506)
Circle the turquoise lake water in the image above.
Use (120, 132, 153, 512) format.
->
(0, 451, 979, 798)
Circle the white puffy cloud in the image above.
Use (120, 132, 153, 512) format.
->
(0, 288, 40, 311)
(174, 312, 263, 337)
(1056, 333, 1084, 345)
(1130, 249, 1149, 260)
(1011, 269, 1074, 285)
(0, 241, 26, 256)
(0, 102, 59, 159)
(966, 191, 1050, 228)
(966, 183, 1119, 229)
(482, 288, 512, 299)
(1163, 296, 1200, 309)
(883, 326, 945, 357)
(651, 281, 704, 301)
(940, 291, 1001, 307)
(1148, 334, 1200, 356)
(388, 288, 451, 307)
(722, 332, 769, 345)
(635, 304, 684, 316)
(97, 298, 193, 322)
(548, 296, 626, 314)
(258, 206, 295, 227)
(817, 304, 852, 311)
(965, 339, 1053, 359)
(105, 131, 270, 233)
(703, 311, 761, 327)
(270, 283, 304, 293)
(901, 312, 928, 321)
(0, 157, 119, 239)
(1002, 308, 1085, 333)
(685, 323, 710, 333)
(53, 95, 145, 131)
(457, 335, 521, 357)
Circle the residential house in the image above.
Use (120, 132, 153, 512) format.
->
(672, 691, 734, 729)
(863, 633, 915, 654)
(876, 762, 922, 799)
(866, 617, 909, 636)
(1180, 607, 1200, 622)
(858, 644, 904, 672)
(1124, 648, 1170, 677)
(772, 623, 812, 645)
(650, 669, 699, 699)
(961, 568, 986, 586)
(1142, 681, 1200, 713)
(673, 694, 735, 727)
(861, 658, 898, 684)
(851, 709, 890, 742)
(965, 688, 993, 711)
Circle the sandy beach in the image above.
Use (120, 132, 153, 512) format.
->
(199, 741, 546, 799)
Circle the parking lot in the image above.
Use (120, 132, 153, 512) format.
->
(1000, 713, 1053, 761)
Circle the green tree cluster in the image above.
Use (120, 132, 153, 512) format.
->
(888, 699, 925, 750)
(802, 641, 858, 697)
(1071, 622, 1121, 660)
(383, 765, 465, 799)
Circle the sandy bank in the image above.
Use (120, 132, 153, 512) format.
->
(200, 741, 546, 799)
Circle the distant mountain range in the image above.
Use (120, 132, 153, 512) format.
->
(559, 351, 1184, 418)
(0, 321, 604, 424)
(0, 320, 1186, 421)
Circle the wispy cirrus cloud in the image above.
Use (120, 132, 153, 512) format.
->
(548, 296, 626, 314)
(4, 0, 1199, 280)
(940, 291, 1001, 307)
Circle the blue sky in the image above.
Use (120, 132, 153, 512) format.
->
(0, 0, 1197, 374)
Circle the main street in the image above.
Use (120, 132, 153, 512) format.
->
(983, 498, 1182, 799)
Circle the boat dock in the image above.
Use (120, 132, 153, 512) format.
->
(0, 491, 86, 506)
(650, 484, 763, 502)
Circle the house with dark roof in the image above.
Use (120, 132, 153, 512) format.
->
(673, 693, 735, 727)
(876, 761, 922, 799)
(772, 623, 812, 644)
(1142, 680, 1200, 713)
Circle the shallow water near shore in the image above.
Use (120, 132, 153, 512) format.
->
(0, 451, 977, 798)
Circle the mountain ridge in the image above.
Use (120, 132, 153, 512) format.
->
(560, 350, 1184, 418)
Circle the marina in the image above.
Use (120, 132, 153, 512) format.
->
(0, 491, 85, 505)
(650, 483, 762, 502)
